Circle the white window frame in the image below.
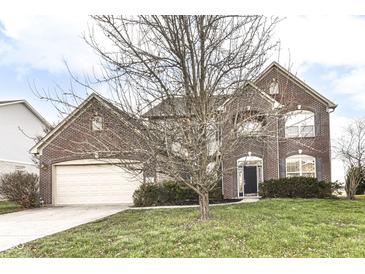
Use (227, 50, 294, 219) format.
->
(92, 116, 104, 131)
(237, 120, 262, 136)
(237, 156, 263, 197)
(286, 154, 316, 178)
(269, 79, 279, 95)
(285, 110, 315, 138)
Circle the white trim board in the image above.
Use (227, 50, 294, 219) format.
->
(0, 158, 36, 166)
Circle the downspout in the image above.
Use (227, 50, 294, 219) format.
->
(276, 112, 280, 179)
(327, 106, 335, 181)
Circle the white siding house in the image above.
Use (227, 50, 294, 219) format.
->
(0, 100, 49, 176)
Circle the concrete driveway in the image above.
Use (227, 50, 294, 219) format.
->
(0, 205, 130, 252)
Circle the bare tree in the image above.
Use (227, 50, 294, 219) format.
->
(335, 118, 365, 168)
(344, 166, 364, 200)
(334, 118, 365, 197)
(35, 15, 287, 220)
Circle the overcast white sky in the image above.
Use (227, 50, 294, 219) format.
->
(1, 14, 364, 182)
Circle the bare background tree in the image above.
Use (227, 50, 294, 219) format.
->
(35, 15, 292, 220)
(334, 118, 365, 198)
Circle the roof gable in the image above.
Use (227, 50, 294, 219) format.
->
(220, 81, 282, 110)
(31, 93, 125, 154)
(254, 62, 337, 109)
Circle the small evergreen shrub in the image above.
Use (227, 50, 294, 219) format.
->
(133, 180, 222, 207)
(0, 171, 41, 208)
(259, 177, 340, 198)
(356, 182, 365, 195)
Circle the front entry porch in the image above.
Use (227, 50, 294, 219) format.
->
(237, 155, 263, 197)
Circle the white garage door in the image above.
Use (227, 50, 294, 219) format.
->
(54, 164, 142, 205)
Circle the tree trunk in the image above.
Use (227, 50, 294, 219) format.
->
(199, 192, 209, 220)
(346, 190, 355, 200)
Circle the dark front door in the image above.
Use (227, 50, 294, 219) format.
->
(244, 166, 257, 194)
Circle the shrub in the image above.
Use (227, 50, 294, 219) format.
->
(259, 177, 340, 199)
(356, 181, 365, 195)
(133, 180, 224, 207)
(0, 171, 40, 208)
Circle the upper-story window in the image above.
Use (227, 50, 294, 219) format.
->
(92, 115, 104, 131)
(237, 120, 262, 135)
(269, 78, 279, 95)
(285, 110, 315, 138)
(286, 154, 316, 178)
(234, 110, 264, 136)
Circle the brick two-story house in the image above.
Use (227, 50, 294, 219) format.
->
(221, 62, 336, 198)
(31, 62, 336, 205)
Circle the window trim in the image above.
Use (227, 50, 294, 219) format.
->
(285, 110, 315, 138)
(92, 116, 104, 131)
(285, 154, 316, 178)
(237, 120, 262, 136)
(269, 79, 279, 95)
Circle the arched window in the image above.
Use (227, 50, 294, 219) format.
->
(237, 120, 262, 135)
(286, 154, 316, 178)
(285, 110, 315, 138)
(235, 110, 264, 136)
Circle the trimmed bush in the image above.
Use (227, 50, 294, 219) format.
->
(356, 181, 365, 195)
(0, 171, 40, 208)
(259, 177, 340, 199)
(133, 180, 222, 207)
(133, 180, 198, 207)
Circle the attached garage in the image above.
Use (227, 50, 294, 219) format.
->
(53, 160, 142, 205)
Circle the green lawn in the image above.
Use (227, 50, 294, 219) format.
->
(0, 201, 21, 215)
(2, 199, 365, 258)
(355, 194, 365, 200)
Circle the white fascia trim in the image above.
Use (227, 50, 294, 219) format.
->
(221, 82, 283, 110)
(246, 82, 283, 109)
(0, 158, 37, 166)
(53, 158, 140, 166)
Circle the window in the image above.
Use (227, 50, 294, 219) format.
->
(269, 78, 279, 94)
(92, 116, 103, 131)
(237, 121, 262, 136)
(206, 122, 220, 155)
(234, 110, 264, 137)
(286, 154, 316, 178)
(285, 110, 315, 138)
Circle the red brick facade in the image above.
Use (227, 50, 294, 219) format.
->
(37, 97, 142, 204)
(35, 63, 336, 204)
(222, 63, 334, 199)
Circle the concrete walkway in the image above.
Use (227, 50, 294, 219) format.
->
(0, 205, 129, 252)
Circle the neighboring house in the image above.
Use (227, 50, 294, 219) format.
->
(0, 100, 49, 175)
(31, 62, 337, 205)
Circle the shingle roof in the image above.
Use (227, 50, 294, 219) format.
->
(142, 62, 337, 118)
(142, 95, 229, 118)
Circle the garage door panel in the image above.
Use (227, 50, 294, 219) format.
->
(54, 164, 142, 205)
